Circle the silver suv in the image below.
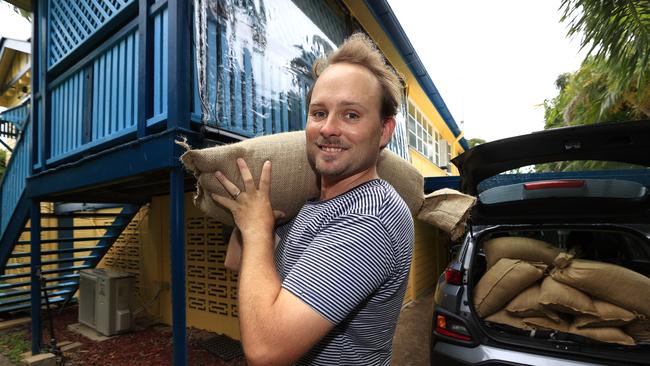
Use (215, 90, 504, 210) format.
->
(430, 121, 650, 365)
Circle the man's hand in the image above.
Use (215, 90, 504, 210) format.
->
(211, 158, 281, 238)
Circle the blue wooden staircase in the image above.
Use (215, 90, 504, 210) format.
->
(0, 203, 140, 314)
(0, 103, 140, 314)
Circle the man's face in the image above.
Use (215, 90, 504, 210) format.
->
(305, 63, 395, 181)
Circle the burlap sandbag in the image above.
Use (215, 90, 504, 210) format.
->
(523, 316, 569, 332)
(551, 253, 650, 317)
(567, 324, 635, 346)
(625, 318, 650, 343)
(483, 237, 562, 269)
(539, 276, 598, 316)
(505, 283, 561, 322)
(484, 309, 531, 330)
(416, 189, 476, 240)
(179, 131, 476, 238)
(574, 299, 637, 328)
(473, 258, 546, 318)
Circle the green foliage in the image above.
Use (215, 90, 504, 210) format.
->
(556, 0, 650, 128)
(0, 149, 6, 180)
(536, 160, 643, 173)
(542, 58, 648, 130)
(561, 0, 650, 92)
(0, 330, 30, 363)
(468, 138, 486, 148)
(540, 58, 649, 172)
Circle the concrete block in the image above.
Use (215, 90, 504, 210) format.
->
(22, 353, 56, 366)
(60, 342, 83, 353)
(0, 317, 30, 330)
(67, 323, 111, 342)
(56, 341, 72, 348)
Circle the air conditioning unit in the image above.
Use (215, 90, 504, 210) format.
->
(78, 268, 134, 336)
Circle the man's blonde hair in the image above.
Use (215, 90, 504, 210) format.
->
(309, 32, 403, 119)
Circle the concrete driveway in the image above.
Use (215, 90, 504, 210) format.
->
(392, 291, 434, 366)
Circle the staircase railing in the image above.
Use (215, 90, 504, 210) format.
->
(0, 119, 31, 236)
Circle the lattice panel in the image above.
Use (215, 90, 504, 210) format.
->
(185, 216, 238, 318)
(48, 0, 136, 68)
(99, 217, 142, 294)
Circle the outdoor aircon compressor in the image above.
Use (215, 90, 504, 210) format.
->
(78, 268, 134, 336)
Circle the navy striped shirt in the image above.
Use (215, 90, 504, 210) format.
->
(275, 179, 414, 365)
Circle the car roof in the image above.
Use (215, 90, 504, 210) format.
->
(452, 120, 650, 195)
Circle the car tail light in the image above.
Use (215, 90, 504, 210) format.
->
(524, 180, 585, 190)
(444, 267, 462, 285)
(435, 314, 472, 341)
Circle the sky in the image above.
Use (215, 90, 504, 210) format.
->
(388, 0, 588, 142)
(0, 2, 30, 41)
(0, 2, 30, 113)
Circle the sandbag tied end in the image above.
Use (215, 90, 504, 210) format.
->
(417, 188, 477, 241)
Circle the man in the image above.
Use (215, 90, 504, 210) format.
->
(212, 32, 414, 365)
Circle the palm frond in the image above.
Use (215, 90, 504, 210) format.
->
(560, 0, 650, 90)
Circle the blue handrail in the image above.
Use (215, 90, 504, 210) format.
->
(0, 99, 31, 130)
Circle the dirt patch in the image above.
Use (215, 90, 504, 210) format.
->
(0, 306, 245, 365)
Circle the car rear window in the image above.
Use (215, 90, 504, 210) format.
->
(477, 160, 650, 196)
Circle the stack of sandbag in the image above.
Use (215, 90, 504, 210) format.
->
(551, 252, 650, 345)
(474, 237, 648, 346)
(178, 131, 476, 240)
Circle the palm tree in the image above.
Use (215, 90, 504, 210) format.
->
(560, 0, 650, 116)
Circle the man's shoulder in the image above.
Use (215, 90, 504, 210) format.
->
(339, 180, 412, 229)
(361, 179, 410, 213)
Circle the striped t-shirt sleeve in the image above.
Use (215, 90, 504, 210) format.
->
(281, 213, 395, 324)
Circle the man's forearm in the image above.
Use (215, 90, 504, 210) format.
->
(238, 229, 283, 360)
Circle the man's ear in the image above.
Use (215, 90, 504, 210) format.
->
(380, 116, 396, 149)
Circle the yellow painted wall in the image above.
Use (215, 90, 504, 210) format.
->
(409, 149, 447, 177)
(0, 51, 30, 107)
(148, 194, 240, 340)
(410, 221, 450, 299)
(97, 206, 158, 317)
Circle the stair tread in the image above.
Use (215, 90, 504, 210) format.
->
(5, 255, 98, 269)
(0, 270, 86, 281)
(23, 225, 122, 231)
(0, 282, 79, 299)
(16, 235, 119, 244)
(0, 289, 74, 307)
(10, 246, 106, 258)
(0, 296, 70, 314)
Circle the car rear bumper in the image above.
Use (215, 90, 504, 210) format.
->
(431, 341, 601, 366)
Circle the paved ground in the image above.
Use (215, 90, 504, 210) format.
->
(392, 291, 435, 366)
(0, 354, 12, 366)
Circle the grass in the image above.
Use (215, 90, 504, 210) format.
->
(0, 329, 30, 363)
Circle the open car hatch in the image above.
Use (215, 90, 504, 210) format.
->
(453, 120, 650, 195)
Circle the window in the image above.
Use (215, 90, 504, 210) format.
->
(445, 141, 451, 165)
(406, 101, 447, 167)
